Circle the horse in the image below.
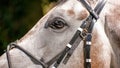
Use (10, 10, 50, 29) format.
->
(0, 0, 120, 68)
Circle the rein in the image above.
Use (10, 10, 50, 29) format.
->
(6, 0, 106, 68)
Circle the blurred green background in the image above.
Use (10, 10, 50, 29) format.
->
(0, 0, 57, 55)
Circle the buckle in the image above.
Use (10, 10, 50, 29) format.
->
(77, 27, 87, 39)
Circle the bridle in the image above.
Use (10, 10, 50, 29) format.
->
(5, 0, 106, 68)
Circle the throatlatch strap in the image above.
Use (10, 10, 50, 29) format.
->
(84, 34, 92, 68)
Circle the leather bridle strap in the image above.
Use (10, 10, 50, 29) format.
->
(53, 0, 106, 68)
(6, 42, 64, 68)
(83, 0, 106, 68)
(80, 0, 99, 20)
(6, 0, 106, 68)
(6, 42, 48, 68)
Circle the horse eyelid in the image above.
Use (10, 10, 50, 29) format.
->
(44, 18, 68, 29)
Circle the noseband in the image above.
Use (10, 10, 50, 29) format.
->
(6, 0, 106, 68)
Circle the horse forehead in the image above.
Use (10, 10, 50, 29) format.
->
(58, 0, 89, 20)
(60, 0, 85, 12)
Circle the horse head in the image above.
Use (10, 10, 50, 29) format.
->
(1, 0, 120, 68)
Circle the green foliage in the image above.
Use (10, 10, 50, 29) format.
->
(0, 0, 57, 55)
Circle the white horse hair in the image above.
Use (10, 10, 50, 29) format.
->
(0, 0, 120, 68)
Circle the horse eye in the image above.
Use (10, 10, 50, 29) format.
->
(49, 18, 67, 29)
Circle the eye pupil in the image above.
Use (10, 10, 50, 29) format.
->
(50, 19, 65, 29)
